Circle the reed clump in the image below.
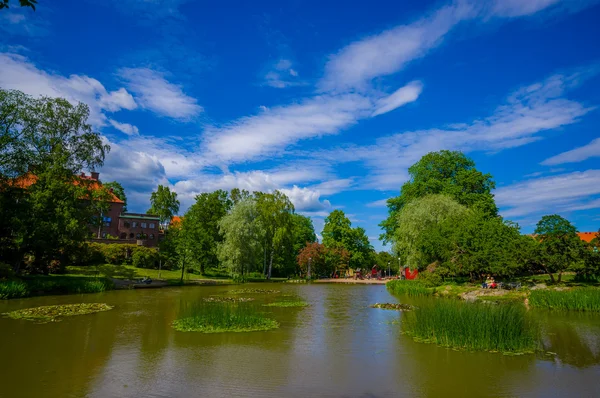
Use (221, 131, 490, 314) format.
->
(529, 288, 600, 311)
(173, 303, 279, 333)
(263, 300, 308, 308)
(402, 300, 538, 353)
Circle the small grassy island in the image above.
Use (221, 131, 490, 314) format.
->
(4, 303, 113, 323)
(263, 300, 309, 308)
(172, 303, 279, 333)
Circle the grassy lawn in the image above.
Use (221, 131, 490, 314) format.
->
(65, 265, 232, 284)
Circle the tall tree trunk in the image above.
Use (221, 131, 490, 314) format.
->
(557, 272, 562, 284)
(263, 243, 267, 277)
(267, 244, 274, 280)
(180, 257, 185, 284)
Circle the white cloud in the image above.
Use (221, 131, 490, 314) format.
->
(263, 58, 304, 88)
(280, 186, 332, 212)
(0, 52, 137, 127)
(320, 3, 473, 92)
(487, 0, 561, 17)
(373, 81, 423, 116)
(366, 199, 390, 208)
(541, 137, 600, 165)
(109, 120, 140, 136)
(203, 93, 373, 163)
(118, 67, 202, 120)
(315, 71, 593, 190)
(496, 169, 600, 218)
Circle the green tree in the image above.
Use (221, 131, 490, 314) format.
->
(103, 181, 127, 212)
(534, 214, 583, 283)
(217, 198, 263, 279)
(375, 251, 397, 275)
(393, 195, 469, 269)
(255, 191, 295, 279)
(0, 0, 37, 11)
(381, 150, 497, 243)
(182, 190, 232, 274)
(291, 213, 317, 254)
(149, 185, 180, 229)
(322, 209, 374, 269)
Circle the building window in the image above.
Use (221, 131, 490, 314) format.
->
(120, 233, 126, 239)
(149, 234, 154, 240)
(132, 222, 138, 228)
(104, 221, 111, 227)
(141, 222, 147, 228)
(136, 233, 141, 239)
(124, 222, 130, 228)
(129, 233, 134, 239)
(149, 223, 155, 229)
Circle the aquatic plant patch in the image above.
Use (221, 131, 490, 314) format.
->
(173, 303, 279, 333)
(386, 280, 434, 297)
(529, 288, 600, 311)
(402, 300, 538, 353)
(370, 303, 414, 311)
(3, 303, 113, 323)
(229, 288, 280, 294)
(263, 300, 309, 308)
(204, 297, 255, 303)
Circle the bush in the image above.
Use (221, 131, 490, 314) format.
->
(68, 243, 105, 267)
(0, 262, 15, 279)
(0, 281, 29, 299)
(418, 271, 443, 287)
(132, 247, 158, 269)
(99, 244, 128, 264)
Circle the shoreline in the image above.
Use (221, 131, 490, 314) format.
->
(313, 278, 392, 285)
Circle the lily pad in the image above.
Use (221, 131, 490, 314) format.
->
(229, 289, 280, 294)
(370, 303, 415, 311)
(3, 303, 113, 323)
(204, 297, 255, 303)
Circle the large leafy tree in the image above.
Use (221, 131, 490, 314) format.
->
(393, 195, 469, 269)
(182, 190, 232, 274)
(103, 181, 127, 212)
(534, 214, 583, 283)
(381, 150, 497, 243)
(149, 185, 180, 229)
(0, 0, 37, 11)
(255, 191, 295, 279)
(322, 209, 374, 269)
(291, 213, 317, 254)
(0, 89, 109, 273)
(217, 198, 263, 278)
(297, 242, 328, 277)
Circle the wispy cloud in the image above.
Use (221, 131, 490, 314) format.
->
(109, 120, 140, 136)
(496, 169, 600, 218)
(118, 67, 202, 120)
(0, 52, 136, 127)
(373, 81, 423, 116)
(366, 199, 390, 208)
(263, 59, 305, 88)
(542, 137, 600, 165)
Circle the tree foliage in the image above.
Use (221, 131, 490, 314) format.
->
(103, 181, 127, 212)
(381, 150, 496, 243)
(0, 0, 37, 11)
(149, 185, 180, 229)
(322, 209, 374, 269)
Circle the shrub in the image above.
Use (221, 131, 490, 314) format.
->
(387, 280, 434, 297)
(418, 271, 443, 287)
(0, 281, 29, 299)
(132, 247, 158, 269)
(68, 243, 105, 267)
(99, 244, 128, 264)
(0, 262, 15, 279)
(529, 288, 600, 311)
(402, 300, 538, 353)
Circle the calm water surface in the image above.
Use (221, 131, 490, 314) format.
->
(1, 283, 599, 398)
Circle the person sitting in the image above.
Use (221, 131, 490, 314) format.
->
(489, 277, 497, 289)
(483, 275, 492, 289)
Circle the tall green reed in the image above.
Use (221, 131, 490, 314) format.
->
(529, 288, 600, 311)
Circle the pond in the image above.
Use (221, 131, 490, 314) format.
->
(1, 283, 599, 397)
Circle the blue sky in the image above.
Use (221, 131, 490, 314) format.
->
(2, 0, 600, 250)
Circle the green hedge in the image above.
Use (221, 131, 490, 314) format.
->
(70, 243, 159, 267)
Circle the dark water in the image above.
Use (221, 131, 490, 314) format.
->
(1, 283, 599, 398)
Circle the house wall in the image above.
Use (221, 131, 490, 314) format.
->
(118, 218, 160, 246)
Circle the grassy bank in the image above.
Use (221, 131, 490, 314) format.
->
(402, 300, 538, 353)
(0, 276, 114, 299)
(529, 288, 600, 311)
(65, 265, 231, 284)
(173, 303, 279, 333)
(387, 280, 435, 297)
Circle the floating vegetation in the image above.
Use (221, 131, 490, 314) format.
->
(284, 279, 307, 284)
(203, 297, 255, 303)
(386, 280, 434, 297)
(402, 300, 538, 353)
(3, 303, 113, 323)
(263, 300, 309, 308)
(529, 288, 600, 311)
(173, 303, 279, 333)
(230, 288, 280, 294)
(370, 303, 414, 311)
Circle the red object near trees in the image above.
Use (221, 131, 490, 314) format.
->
(405, 267, 419, 280)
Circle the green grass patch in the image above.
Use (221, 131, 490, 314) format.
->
(529, 288, 600, 311)
(65, 265, 231, 284)
(402, 300, 538, 353)
(0, 281, 29, 299)
(3, 303, 113, 323)
(229, 288, 280, 294)
(203, 296, 255, 303)
(173, 303, 279, 333)
(387, 280, 435, 297)
(263, 300, 308, 308)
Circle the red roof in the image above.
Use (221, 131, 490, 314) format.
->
(170, 216, 182, 226)
(12, 173, 124, 204)
(578, 232, 598, 243)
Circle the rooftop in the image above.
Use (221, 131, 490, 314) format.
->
(120, 213, 160, 221)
